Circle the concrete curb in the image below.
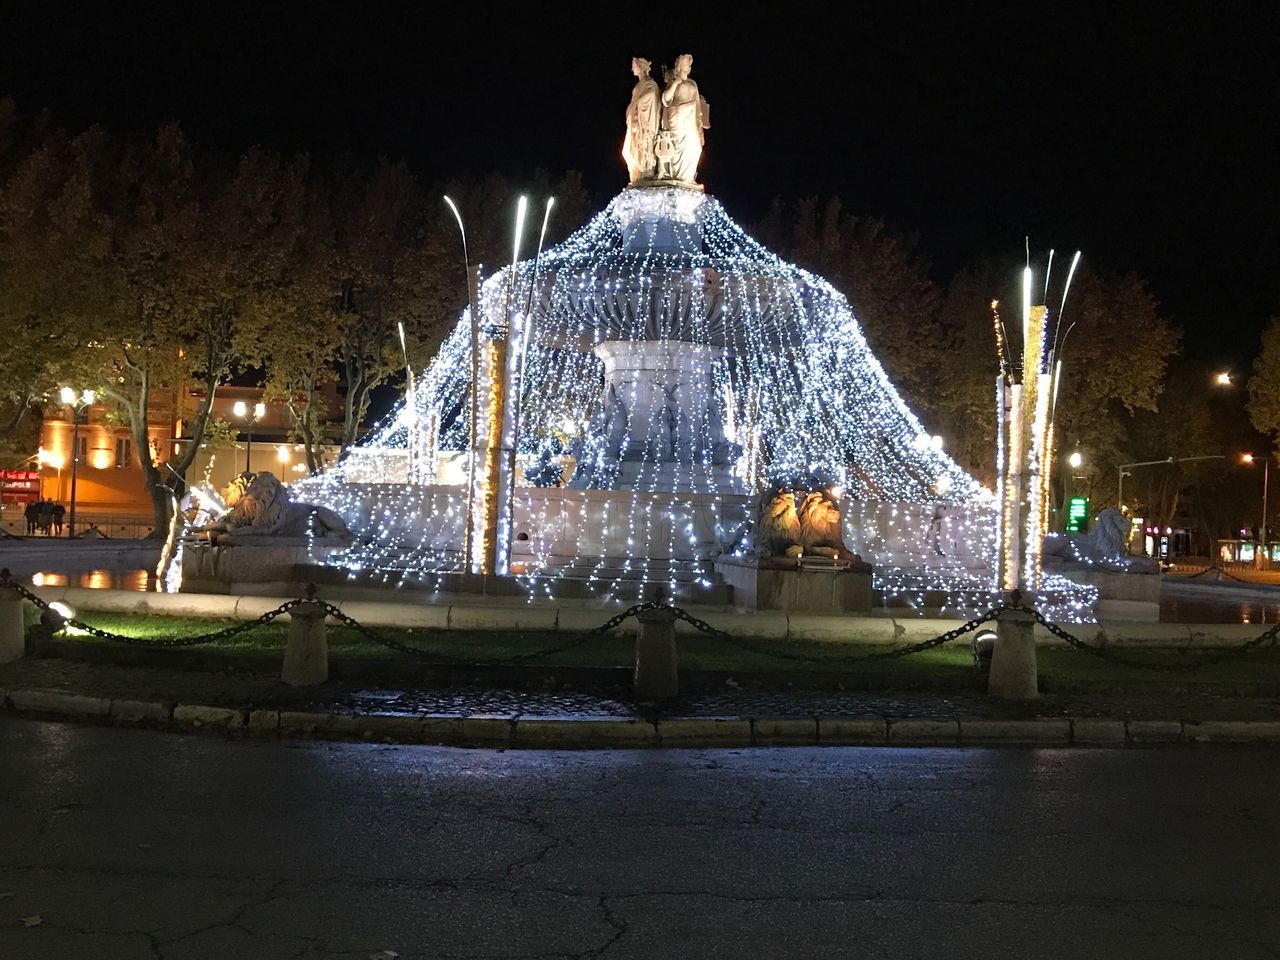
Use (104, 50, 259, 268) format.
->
(3, 685, 1280, 748)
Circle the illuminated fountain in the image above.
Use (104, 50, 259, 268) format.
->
(298, 54, 1096, 620)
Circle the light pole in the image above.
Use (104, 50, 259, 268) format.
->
(232, 400, 266, 474)
(59, 387, 96, 538)
(1242, 453, 1271, 569)
(1117, 455, 1225, 511)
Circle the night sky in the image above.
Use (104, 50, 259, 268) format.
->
(4, 2, 1279, 370)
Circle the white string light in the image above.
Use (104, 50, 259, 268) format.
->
(295, 188, 1096, 622)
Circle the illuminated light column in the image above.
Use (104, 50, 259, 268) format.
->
(998, 380, 1024, 591)
(471, 196, 530, 577)
(995, 295, 1052, 593)
(476, 328, 509, 575)
(502, 197, 555, 575)
(1022, 304, 1050, 590)
(463, 266, 482, 569)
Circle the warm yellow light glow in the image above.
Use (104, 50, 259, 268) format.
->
(59, 386, 76, 404)
(276, 444, 290, 463)
(37, 447, 64, 470)
(1021, 266, 1032, 344)
(254, 402, 266, 419)
(1216, 371, 1232, 386)
(1068, 451, 1083, 469)
(90, 450, 111, 469)
(478, 337, 507, 574)
(1243, 453, 1256, 464)
(83, 389, 95, 405)
(233, 400, 247, 418)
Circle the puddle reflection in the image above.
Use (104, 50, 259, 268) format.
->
(30, 569, 156, 592)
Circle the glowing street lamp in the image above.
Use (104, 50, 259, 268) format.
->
(1242, 452, 1271, 569)
(1215, 371, 1232, 387)
(232, 400, 267, 474)
(59, 387, 96, 537)
(1068, 451, 1083, 470)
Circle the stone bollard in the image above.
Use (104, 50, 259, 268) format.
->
(0, 589, 25, 664)
(281, 602, 329, 687)
(987, 602, 1038, 700)
(634, 606, 679, 699)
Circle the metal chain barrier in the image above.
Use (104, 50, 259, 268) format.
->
(695, 606, 1004, 665)
(0, 570, 305, 647)
(1015, 604, 1280, 672)
(312, 599, 604, 666)
(588, 597, 1006, 665)
(0, 569, 608, 666)
(7, 564, 1280, 673)
(1180, 564, 1251, 584)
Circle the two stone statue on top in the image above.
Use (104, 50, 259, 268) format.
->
(623, 53, 710, 187)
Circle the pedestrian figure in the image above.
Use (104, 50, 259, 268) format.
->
(52, 502, 65, 536)
(23, 500, 36, 535)
(38, 500, 54, 536)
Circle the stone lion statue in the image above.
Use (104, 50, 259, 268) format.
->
(750, 486, 866, 568)
(756, 488, 802, 559)
(194, 471, 352, 545)
(797, 491, 861, 563)
(1043, 505, 1158, 574)
(1086, 508, 1130, 559)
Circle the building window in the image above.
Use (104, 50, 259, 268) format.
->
(115, 436, 132, 468)
(74, 435, 88, 463)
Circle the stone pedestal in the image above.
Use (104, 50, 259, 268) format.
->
(988, 605, 1038, 700)
(714, 557, 872, 613)
(613, 186, 707, 255)
(634, 606, 679, 699)
(569, 339, 742, 493)
(0, 591, 25, 663)
(282, 602, 329, 687)
(181, 539, 347, 596)
(1056, 566, 1161, 622)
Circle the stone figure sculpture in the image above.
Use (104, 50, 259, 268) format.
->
(193, 471, 352, 545)
(797, 491, 861, 562)
(749, 484, 864, 567)
(1043, 506, 1159, 573)
(622, 57, 661, 183)
(1086, 508, 1132, 560)
(654, 53, 709, 184)
(755, 488, 803, 559)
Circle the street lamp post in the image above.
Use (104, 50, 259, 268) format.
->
(59, 387, 96, 538)
(1242, 453, 1271, 570)
(232, 401, 266, 474)
(1117, 455, 1225, 511)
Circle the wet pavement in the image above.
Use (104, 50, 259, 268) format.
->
(5, 718, 1280, 959)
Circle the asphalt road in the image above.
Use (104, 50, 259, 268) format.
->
(2, 719, 1279, 959)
